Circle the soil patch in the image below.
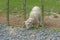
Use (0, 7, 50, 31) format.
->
(0, 13, 60, 28)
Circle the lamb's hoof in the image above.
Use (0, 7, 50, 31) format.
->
(26, 28, 30, 30)
(26, 27, 31, 30)
(39, 24, 42, 27)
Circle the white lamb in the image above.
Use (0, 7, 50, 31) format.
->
(25, 6, 42, 29)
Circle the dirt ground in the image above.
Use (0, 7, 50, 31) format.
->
(0, 13, 25, 26)
(0, 13, 60, 28)
(44, 14, 60, 28)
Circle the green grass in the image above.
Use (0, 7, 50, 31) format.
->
(50, 28, 60, 32)
(0, 0, 60, 14)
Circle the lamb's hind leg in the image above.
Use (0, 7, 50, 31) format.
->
(36, 18, 42, 28)
(35, 18, 40, 28)
(39, 19, 42, 27)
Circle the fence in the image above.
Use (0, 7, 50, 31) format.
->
(0, 0, 60, 27)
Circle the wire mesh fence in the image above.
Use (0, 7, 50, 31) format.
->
(0, 0, 60, 28)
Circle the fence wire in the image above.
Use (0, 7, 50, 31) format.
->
(0, 0, 60, 27)
(7, 0, 9, 26)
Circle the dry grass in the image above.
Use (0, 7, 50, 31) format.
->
(44, 14, 60, 28)
(0, 13, 60, 28)
(0, 13, 25, 26)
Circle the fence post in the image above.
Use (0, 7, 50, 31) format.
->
(7, 0, 9, 26)
(41, 0, 45, 27)
(23, 0, 26, 20)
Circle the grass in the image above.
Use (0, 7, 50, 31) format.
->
(0, 0, 60, 14)
(50, 27, 60, 32)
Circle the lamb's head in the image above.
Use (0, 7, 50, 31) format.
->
(24, 18, 33, 29)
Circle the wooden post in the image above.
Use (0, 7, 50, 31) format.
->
(41, 0, 45, 27)
(7, 0, 9, 26)
(23, 0, 26, 20)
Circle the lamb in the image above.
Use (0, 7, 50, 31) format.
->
(24, 6, 42, 29)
